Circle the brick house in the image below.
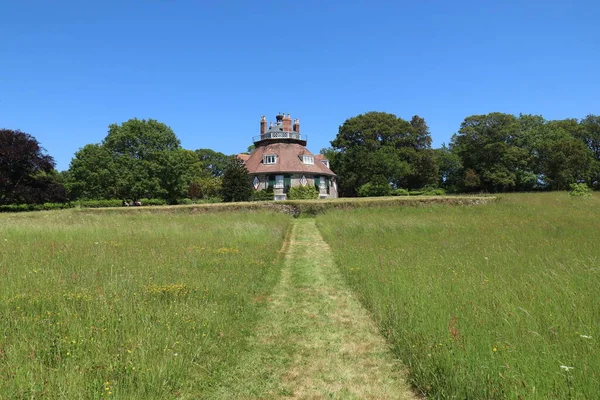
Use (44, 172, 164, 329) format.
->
(238, 113, 338, 200)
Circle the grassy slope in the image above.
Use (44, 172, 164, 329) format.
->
(0, 210, 291, 399)
(316, 192, 600, 399)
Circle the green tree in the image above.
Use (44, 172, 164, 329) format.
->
(578, 115, 600, 188)
(434, 144, 463, 190)
(330, 112, 436, 196)
(67, 144, 117, 199)
(195, 148, 230, 177)
(68, 119, 198, 202)
(221, 157, 252, 202)
(451, 113, 529, 192)
(188, 176, 222, 199)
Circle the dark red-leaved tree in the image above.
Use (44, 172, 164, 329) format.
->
(0, 128, 66, 204)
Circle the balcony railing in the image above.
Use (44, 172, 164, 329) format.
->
(253, 132, 307, 142)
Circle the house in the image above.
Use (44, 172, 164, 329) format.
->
(238, 113, 338, 200)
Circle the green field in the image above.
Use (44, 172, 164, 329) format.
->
(0, 210, 291, 399)
(317, 193, 600, 399)
(2, 194, 599, 399)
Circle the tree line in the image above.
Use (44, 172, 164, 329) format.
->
(324, 112, 600, 196)
(1, 112, 598, 206)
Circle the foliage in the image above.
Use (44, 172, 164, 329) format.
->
(330, 112, 436, 196)
(450, 113, 529, 192)
(178, 198, 194, 205)
(0, 210, 291, 397)
(391, 188, 409, 196)
(317, 193, 600, 399)
(67, 119, 202, 202)
(288, 185, 319, 200)
(251, 188, 274, 201)
(569, 183, 592, 197)
(0, 129, 66, 205)
(357, 176, 392, 197)
(195, 148, 230, 177)
(188, 177, 222, 200)
(221, 157, 252, 202)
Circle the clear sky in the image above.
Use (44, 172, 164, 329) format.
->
(2, 0, 599, 171)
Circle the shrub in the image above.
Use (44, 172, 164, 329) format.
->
(391, 188, 409, 196)
(408, 190, 424, 196)
(288, 185, 319, 200)
(77, 199, 123, 208)
(251, 189, 274, 201)
(569, 183, 592, 197)
(423, 188, 446, 196)
(178, 198, 193, 205)
(140, 198, 167, 206)
(358, 182, 392, 197)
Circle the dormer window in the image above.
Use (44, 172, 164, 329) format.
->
(300, 155, 314, 164)
(263, 154, 277, 164)
(321, 159, 330, 168)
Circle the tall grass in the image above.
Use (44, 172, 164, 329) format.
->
(0, 210, 291, 399)
(317, 193, 600, 399)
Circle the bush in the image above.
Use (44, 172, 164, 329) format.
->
(409, 190, 424, 196)
(140, 198, 167, 206)
(177, 198, 193, 205)
(251, 189, 274, 201)
(569, 183, 592, 197)
(423, 188, 446, 196)
(358, 182, 392, 197)
(77, 199, 124, 208)
(288, 185, 319, 200)
(391, 188, 409, 196)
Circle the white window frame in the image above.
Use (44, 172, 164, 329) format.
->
(300, 155, 314, 164)
(321, 159, 330, 168)
(263, 154, 277, 165)
(274, 175, 284, 189)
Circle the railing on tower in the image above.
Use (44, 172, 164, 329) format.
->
(253, 132, 307, 142)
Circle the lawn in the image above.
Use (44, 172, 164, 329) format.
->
(316, 192, 600, 399)
(0, 209, 291, 399)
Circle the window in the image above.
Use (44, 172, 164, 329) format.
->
(275, 175, 284, 189)
(321, 159, 330, 168)
(300, 155, 314, 164)
(263, 154, 276, 164)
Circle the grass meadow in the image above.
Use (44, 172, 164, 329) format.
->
(317, 193, 600, 399)
(0, 210, 291, 399)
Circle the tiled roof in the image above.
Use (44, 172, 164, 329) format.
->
(237, 142, 336, 176)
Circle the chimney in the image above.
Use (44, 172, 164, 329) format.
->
(283, 113, 292, 131)
(293, 118, 300, 133)
(260, 115, 267, 134)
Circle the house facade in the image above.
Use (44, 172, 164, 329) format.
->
(238, 113, 338, 200)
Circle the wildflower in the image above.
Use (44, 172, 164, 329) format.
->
(492, 347, 497, 352)
(580, 335, 592, 339)
(560, 365, 574, 371)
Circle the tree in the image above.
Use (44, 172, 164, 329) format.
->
(67, 144, 117, 199)
(536, 123, 594, 190)
(0, 129, 66, 204)
(450, 113, 529, 192)
(578, 115, 600, 188)
(221, 157, 252, 202)
(434, 144, 463, 190)
(195, 148, 230, 177)
(67, 119, 199, 202)
(330, 112, 436, 196)
(188, 177, 222, 199)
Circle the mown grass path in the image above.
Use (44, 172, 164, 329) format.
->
(209, 219, 416, 399)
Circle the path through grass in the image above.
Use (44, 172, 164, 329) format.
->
(209, 219, 416, 399)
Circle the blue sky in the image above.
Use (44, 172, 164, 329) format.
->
(2, 0, 599, 171)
